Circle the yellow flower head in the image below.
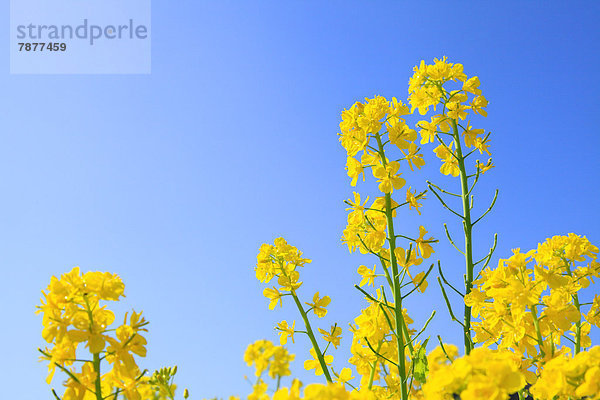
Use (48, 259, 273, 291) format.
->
(276, 320, 296, 345)
(305, 292, 331, 318)
(304, 348, 334, 377)
(318, 325, 342, 349)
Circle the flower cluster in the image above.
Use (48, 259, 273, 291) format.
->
(339, 95, 425, 193)
(244, 340, 295, 379)
(348, 297, 415, 390)
(529, 346, 600, 400)
(273, 383, 377, 400)
(420, 347, 526, 400)
(465, 234, 599, 368)
(410, 57, 493, 178)
(254, 238, 340, 386)
(256, 237, 311, 294)
(242, 340, 295, 400)
(37, 267, 185, 400)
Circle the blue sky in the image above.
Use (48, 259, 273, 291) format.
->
(1, 1, 599, 399)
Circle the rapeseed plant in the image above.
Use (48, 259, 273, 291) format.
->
(38, 58, 600, 400)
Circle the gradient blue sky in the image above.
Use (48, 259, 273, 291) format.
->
(2, 1, 600, 399)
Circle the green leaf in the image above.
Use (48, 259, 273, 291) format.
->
(412, 337, 429, 384)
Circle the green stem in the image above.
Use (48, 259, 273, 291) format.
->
(375, 133, 408, 400)
(367, 341, 382, 390)
(92, 352, 103, 400)
(451, 119, 475, 355)
(167, 378, 175, 400)
(401, 316, 415, 355)
(290, 292, 333, 383)
(377, 266, 414, 355)
(573, 294, 582, 354)
(564, 262, 582, 354)
(82, 295, 104, 400)
(530, 306, 545, 358)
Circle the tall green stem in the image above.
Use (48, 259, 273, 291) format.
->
(375, 133, 408, 400)
(92, 353, 103, 400)
(530, 306, 545, 358)
(290, 292, 333, 383)
(573, 294, 582, 354)
(367, 341, 382, 390)
(83, 295, 104, 400)
(451, 119, 475, 355)
(564, 262, 582, 354)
